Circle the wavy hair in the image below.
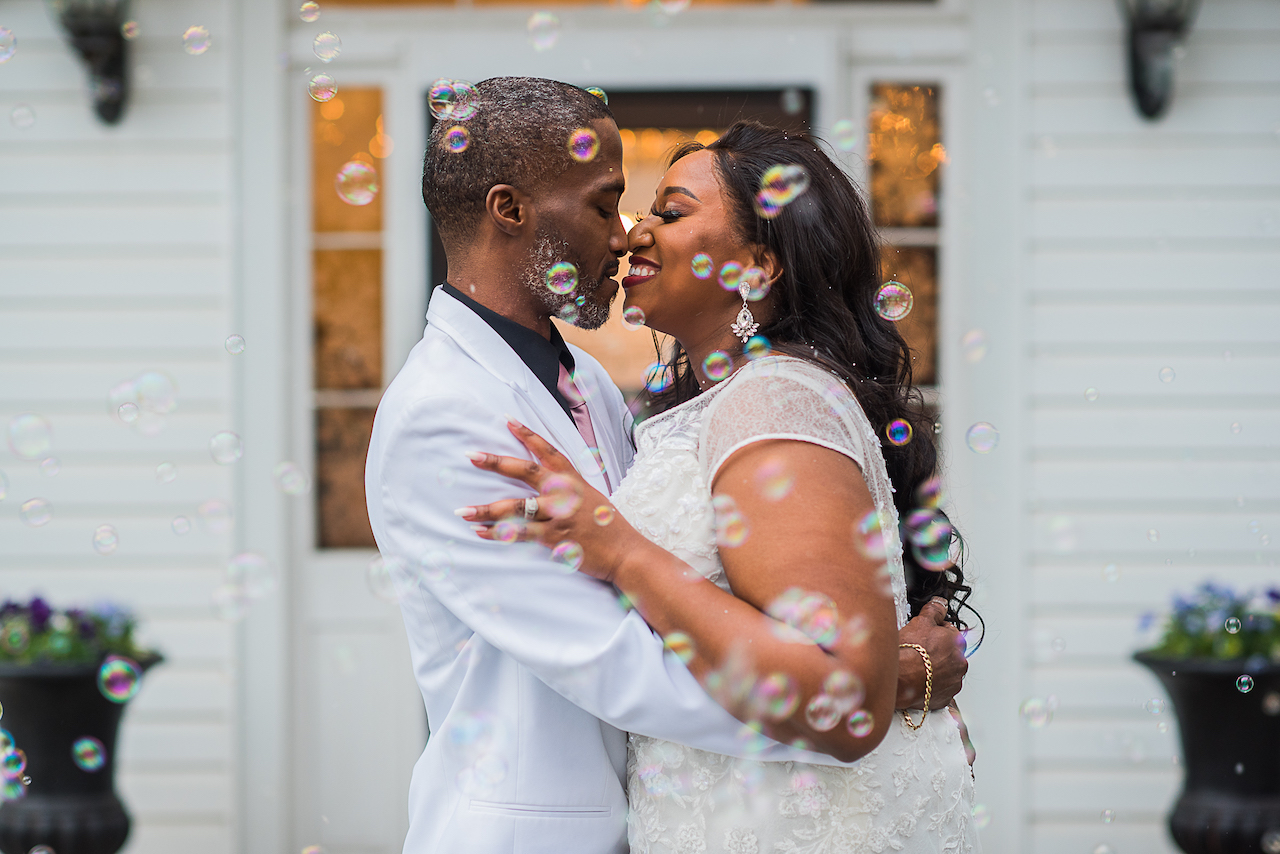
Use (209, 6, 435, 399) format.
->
(639, 120, 981, 637)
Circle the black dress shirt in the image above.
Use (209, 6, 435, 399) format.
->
(441, 283, 577, 419)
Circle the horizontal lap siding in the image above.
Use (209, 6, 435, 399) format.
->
(1024, 1, 1280, 851)
(0, 1, 235, 851)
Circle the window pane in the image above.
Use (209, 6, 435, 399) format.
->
(314, 249, 383, 390)
(880, 245, 937, 385)
(313, 89, 385, 233)
(868, 84, 943, 228)
(316, 408, 378, 549)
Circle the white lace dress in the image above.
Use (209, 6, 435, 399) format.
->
(610, 356, 978, 854)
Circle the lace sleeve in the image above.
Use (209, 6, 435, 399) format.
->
(699, 357, 869, 485)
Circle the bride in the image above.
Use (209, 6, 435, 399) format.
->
(462, 121, 980, 853)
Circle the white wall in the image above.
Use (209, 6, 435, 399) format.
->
(1024, 1, 1280, 852)
(0, 1, 239, 851)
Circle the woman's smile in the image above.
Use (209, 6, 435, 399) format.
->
(622, 254, 660, 289)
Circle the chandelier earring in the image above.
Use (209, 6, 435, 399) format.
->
(730, 281, 759, 343)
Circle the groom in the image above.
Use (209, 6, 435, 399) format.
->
(366, 77, 968, 854)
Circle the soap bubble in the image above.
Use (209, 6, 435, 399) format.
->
(1263, 692, 1280, 716)
(854, 510, 887, 562)
(874, 281, 913, 321)
(172, 516, 192, 535)
(756, 460, 795, 501)
(1094, 845, 1115, 854)
(965, 422, 999, 454)
(961, 329, 987, 362)
(8, 414, 53, 460)
(593, 505, 615, 526)
(183, 26, 211, 55)
(567, 128, 599, 163)
(121, 21, 140, 38)
(156, 461, 177, 483)
(198, 499, 232, 534)
(527, 12, 560, 51)
(1226, 617, 1241, 634)
(210, 431, 243, 464)
(644, 362, 674, 394)
(366, 556, 402, 602)
(691, 253, 713, 279)
(755, 164, 810, 219)
(908, 513, 953, 571)
(712, 494, 749, 547)
(213, 583, 250, 622)
(832, 119, 858, 152)
(92, 525, 119, 555)
(274, 461, 311, 495)
(308, 72, 337, 102)
(1231, 422, 1243, 434)
(557, 304, 579, 325)
(585, 86, 608, 103)
(444, 125, 470, 153)
(449, 81, 477, 120)
(1147, 529, 1159, 542)
(10, 104, 34, 129)
(972, 804, 991, 829)
(72, 737, 106, 772)
(546, 261, 578, 295)
(1085, 387, 1099, 402)
(750, 673, 799, 721)
(1159, 366, 1175, 383)
(744, 335, 771, 360)
(335, 160, 378, 205)
(702, 351, 733, 382)
(824, 670, 865, 711)
(621, 306, 646, 330)
(1020, 697, 1051, 728)
(550, 540, 584, 572)
(0, 470, 7, 501)
(741, 266, 770, 301)
(98, 656, 142, 703)
(766, 588, 840, 647)
(19, 498, 52, 527)
(299, 1, 321, 22)
(38, 457, 60, 477)
(1144, 697, 1165, 715)
(313, 31, 341, 62)
(229, 552, 276, 600)
(0, 28, 15, 63)
(1262, 831, 1280, 854)
(0, 624, 29, 654)
(2, 748, 26, 778)
(225, 334, 245, 354)
(663, 631, 694, 663)
(885, 418, 913, 446)
(718, 262, 744, 292)
(428, 79, 458, 119)
(1237, 674, 1255, 693)
(846, 709, 874, 738)
(804, 694, 842, 731)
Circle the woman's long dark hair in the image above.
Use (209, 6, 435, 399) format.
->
(639, 120, 981, 637)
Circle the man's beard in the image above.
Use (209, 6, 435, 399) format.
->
(518, 230, 612, 331)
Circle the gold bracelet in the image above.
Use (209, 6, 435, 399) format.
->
(899, 643, 932, 731)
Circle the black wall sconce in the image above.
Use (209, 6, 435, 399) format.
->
(48, 0, 131, 124)
(1117, 0, 1202, 120)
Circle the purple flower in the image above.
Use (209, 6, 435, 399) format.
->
(28, 597, 51, 633)
(1138, 611, 1156, 632)
(0, 601, 21, 620)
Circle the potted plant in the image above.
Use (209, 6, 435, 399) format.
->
(1134, 583, 1280, 854)
(0, 597, 162, 854)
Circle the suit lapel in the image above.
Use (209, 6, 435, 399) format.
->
(426, 288, 610, 495)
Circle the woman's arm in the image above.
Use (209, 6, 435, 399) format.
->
(465, 424, 899, 763)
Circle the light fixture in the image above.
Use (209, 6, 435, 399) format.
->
(48, 0, 131, 124)
(1117, 0, 1202, 120)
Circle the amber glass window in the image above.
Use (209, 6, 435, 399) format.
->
(312, 89, 385, 549)
(868, 83, 942, 386)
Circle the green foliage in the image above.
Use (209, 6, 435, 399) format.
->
(1141, 583, 1280, 662)
(0, 597, 157, 667)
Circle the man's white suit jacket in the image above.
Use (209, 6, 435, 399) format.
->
(366, 287, 840, 854)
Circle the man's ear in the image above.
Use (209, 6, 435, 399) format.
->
(486, 184, 532, 237)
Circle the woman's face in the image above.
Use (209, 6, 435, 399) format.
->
(621, 149, 768, 348)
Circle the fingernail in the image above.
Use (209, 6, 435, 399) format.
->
(470, 525, 487, 534)
(465, 451, 486, 462)
(507, 418, 526, 430)
(454, 507, 476, 517)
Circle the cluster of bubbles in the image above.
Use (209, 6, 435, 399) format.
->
(98, 656, 143, 703)
(109, 370, 178, 435)
(755, 164, 810, 219)
(429, 79, 479, 122)
(0, 726, 28, 802)
(711, 494, 749, 548)
(527, 12, 560, 51)
(214, 552, 276, 620)
(183, 26, 211, 55)
(73, 736, 106, 772)
(335, 160, 379, 206)
(567, 128, 600, 163)
(874, 281, 913, 322)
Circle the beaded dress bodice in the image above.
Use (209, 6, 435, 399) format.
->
(609, 357, 978, 854)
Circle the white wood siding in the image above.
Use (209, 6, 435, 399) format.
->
(1025, 1, 1280, 852)
(1, 1, 236, 852)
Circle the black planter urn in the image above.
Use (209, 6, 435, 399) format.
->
(0, 655, 160, 854)
(1134, 652, 1280, 854)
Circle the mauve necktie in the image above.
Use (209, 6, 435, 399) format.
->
(557, 362, 611, 491)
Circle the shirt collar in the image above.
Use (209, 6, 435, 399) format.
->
(441, 283, 575, 417)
